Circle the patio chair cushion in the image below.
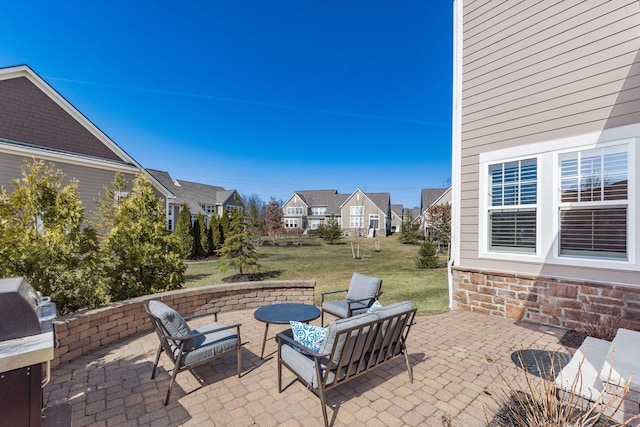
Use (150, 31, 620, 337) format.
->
(290, 321, 327, 352)
(321, 300, 369, 319)
(181, 322, 239, 367)
(345, 273, 381, 303)
(281, 344, 336, 389)
(318, 312, 378, 363)
(373, 301, 413, 344)
(373, 301, 413, 320)
(367, 300, 383, 313)
(148, 300, 196, 350)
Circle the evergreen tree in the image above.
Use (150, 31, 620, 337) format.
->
(398, 212, 421, 244)
(206, 222, 215, 256)
(317, 215, 342, 244)
(99, 174, 185, 301)
(0, 159, 105, 314)
(219, 209, 230, 245)
(174, 205, 194, 258)
(92, 170, 128, 237)
(209, 214, 222, 254)
(217, 208, 259, 276)
(194, 212, 208, 257)
(415, 241, 439, 268)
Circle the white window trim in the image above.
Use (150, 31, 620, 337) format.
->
(479, 154, 541, 261)
(478, 128, 637, 271)
(369, 214, 380, 230)
(286, 206, 304, 216)
(551, 139, 635, 267)
(350, 206, 364, 215)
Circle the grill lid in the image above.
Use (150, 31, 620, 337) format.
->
(0, 277, 52, 341)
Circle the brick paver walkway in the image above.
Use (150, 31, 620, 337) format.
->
(44, 309, 574, 426)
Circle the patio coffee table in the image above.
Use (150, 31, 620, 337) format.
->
(254, 303, 321, 359)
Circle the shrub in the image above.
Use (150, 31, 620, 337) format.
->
(0, 159, 106, 315)
(99, 174, 185, 301)
(488, 350, 636, 427)
(416, 241, 439, 268)
(174, 204, 194, 259)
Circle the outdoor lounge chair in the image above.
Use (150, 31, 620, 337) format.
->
(321, 272, 383, 326)
(145, 300, 243, 405)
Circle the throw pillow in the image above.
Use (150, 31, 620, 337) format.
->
(367, 300, 383, 313)
(290, 321, 327, 352)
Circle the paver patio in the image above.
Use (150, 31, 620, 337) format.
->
(44, 309, 575, 427)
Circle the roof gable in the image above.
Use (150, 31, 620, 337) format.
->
(0, 65, 131, 163)
(341, 188, 390, 216)
(421, 187, 451, 209)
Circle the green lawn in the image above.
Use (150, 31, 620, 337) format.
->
(184, 234, 450, 315)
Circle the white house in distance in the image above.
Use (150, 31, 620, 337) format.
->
(451, 1, 640, 330)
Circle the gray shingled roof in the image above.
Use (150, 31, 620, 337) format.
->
(421, 188, 450, 210)
(295, 190, 346, 216)
(391, 204, 404, 216)
(366, 192, 391, 214)
(146, 168, 238, 215)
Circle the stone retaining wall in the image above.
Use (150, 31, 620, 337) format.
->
(452, 267, 640, 331)
(51, 280, 315, 368)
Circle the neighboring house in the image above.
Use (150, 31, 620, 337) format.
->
(281, 188, 391, 237)
(417, 187, 452, 235)
(146, 168, 243, 231)
(0, 65, 174, 228)
(281, 190, 347, 231)
(390, 204, 404, 233)
(451, 1, 640, 329)
(340, 189, 391, 237)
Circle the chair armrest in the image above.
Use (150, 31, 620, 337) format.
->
(161, 323, 241, 341)
(184, 308, 221, 322)
(321, 289, 348, 302)
(276, 330, 326, 358)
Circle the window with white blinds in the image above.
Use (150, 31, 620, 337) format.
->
(559, 146, 628, 259)
(488, 159, 537, 253)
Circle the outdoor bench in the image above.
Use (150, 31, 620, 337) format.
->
(276, 301, 416, 426)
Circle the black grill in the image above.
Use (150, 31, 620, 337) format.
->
(0, 277, 57, 427)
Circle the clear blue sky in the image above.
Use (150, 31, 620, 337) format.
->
(1, 1, 453, 208)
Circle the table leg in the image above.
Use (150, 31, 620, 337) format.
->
(260, 322, 269, 359)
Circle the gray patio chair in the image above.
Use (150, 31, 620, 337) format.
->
(321, 272, 383, 326)
(145, 300, 243, 405)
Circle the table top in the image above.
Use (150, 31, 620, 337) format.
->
(254, 303, 321, 324)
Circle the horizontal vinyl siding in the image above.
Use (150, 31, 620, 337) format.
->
(458, 0, 640, 281)
(0, 152, 138, 222)
(461, 1, 640, 148)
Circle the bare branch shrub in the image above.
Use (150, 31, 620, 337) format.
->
(487, 349, 637, 427)
(575, 307, 621, 342)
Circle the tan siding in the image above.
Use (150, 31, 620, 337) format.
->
(458, 0, 640, 284)
(0, 152, 137, 222)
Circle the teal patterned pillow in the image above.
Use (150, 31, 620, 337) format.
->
(289, 321, 327, 352)
(367, 300, 383, 313)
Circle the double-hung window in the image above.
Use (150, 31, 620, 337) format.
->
(559, 145, 628, 260)
(286, 206, 304, 216)
(311, 207, 326, 216)
(488, 158, 537, 253)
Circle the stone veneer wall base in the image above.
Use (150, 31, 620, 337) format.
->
(452, 267, 640, 332)
(51, 280, 315, 368)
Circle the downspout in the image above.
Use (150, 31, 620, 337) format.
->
(449, 0, 464, 310)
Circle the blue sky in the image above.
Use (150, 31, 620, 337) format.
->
(1, 1, 453, 208)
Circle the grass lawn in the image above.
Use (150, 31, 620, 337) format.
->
(184, 234, 450, 315)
